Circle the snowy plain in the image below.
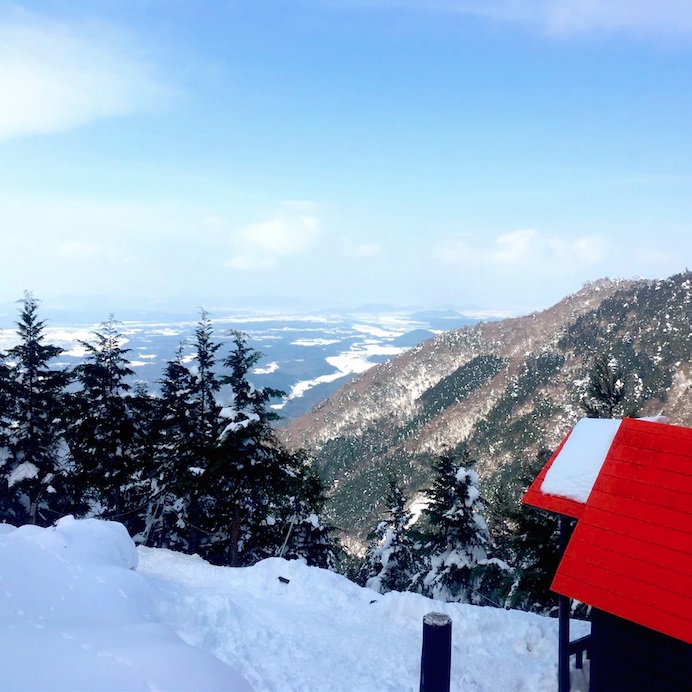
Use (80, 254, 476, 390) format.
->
(0, 517, 590, 691)
(0, 309, 479, 422)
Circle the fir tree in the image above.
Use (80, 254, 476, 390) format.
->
(197, 331, 286, 566)
(126, 380, 158, 539)
(191, 310, 222, 453)
(0, 350, 20, 522)
(277, 451, 339, 571)
(580, 353, 634, 418)
(140, 347, 200, 550)
(67, 316, 137, 522)
(502, 449, 561, 613)
(362, 479, 417, 593)
(1, 293, 72, 525)
(415, 448, 490, 603)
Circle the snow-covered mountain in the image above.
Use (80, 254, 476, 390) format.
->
(279, 272, 692, 547)
(0, 517, 590, 691)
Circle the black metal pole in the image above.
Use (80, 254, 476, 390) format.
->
(558, 516, 572, 692)
(420, 612, 452, 692)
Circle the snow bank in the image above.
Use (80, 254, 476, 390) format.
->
(1, 517, 590, 691)
(138, 549, 590, 692)
(0, 517, 249, 691)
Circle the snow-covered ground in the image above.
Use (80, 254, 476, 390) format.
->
(0, 518, 590, 691)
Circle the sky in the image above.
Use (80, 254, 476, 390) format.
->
(1, 0, 691, 315)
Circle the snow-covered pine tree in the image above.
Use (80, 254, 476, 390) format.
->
(505, 450, 560, 614)
(140, 347, 201, 550)
(126, 380, 159, 539)
(580, 353, 634, 418)
(415, 448, 490, 603)
(277, 450, 339, 571)
(1, 293, 72, 525)
(362, 479, 417, 593)
(191, 310, 222, 454)
(0, 349, 21, 523)
(197, 331, 287, 566)
(67, 316, 137, 523)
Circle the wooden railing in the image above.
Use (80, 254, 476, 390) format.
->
(568, 634, 591, 670)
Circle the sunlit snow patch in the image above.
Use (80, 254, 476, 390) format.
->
(274, 343, 407, 408)
(0, 517, 249, 691)
(253, 361, 279, 375)
(541, 418, 622, 502)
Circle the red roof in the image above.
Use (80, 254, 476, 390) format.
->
(522, 418, 692, 644)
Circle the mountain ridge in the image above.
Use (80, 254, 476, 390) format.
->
(279, 273, 692, 549)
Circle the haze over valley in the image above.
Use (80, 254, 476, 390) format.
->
(0, 304, 482, 421)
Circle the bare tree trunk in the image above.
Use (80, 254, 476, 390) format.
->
(230, 502, 241, 566)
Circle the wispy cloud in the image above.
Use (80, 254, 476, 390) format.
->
(0, 14, 170, 140)
(56, 241, 100, 259)
(322, 0, 692, 38)
(342, 241, 383, 258)
(321, 0, 528, 21)
(435, 229, 608, 269)
(226, 204, 323, 271)
(544, 0, 692, 37)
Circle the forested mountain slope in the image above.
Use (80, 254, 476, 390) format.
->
(279, 272, 692, 549)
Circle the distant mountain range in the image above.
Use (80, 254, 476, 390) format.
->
(279, 272, 692, 552)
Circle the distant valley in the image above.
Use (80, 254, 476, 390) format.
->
(0, 306, 483, 422)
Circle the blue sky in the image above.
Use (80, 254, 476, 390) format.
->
(1, 1, 691, 314)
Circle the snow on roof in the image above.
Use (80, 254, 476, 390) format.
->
(540, 418, 622, 503)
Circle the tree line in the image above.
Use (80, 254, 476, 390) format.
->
(355, 352, 639, 613)
(0, 293, 336, 569)
(0, 293, 639, 614)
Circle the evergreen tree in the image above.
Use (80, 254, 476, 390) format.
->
(140, 347, 200, 550)
(362, 479, 417, 593)
(1, 293, 72, 525)
(0, 350, 20, 523)
(580, 353, 632, 418)
(126, 380, 158, 540)
(415, 448, 490, 603)
(483, 475, 517, 562)
(197, 331, 286, 566)
(67, 316, 137, 522)
(502, 449, 561, 613)
(277, 451, 339, 571)
(191, 310, 222, 453)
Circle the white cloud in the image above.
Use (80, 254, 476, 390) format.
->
(544, 0, 692, 37)
(322, 0, 527, 21)
(435, 229, 609, 268)
(0, 15, 169, 140)
(0, 193, 229, 305)
(57, 241, 100, 259)
(323, 0, 692, 38)
(353, 243, 383, 257)
(342, 241, 383, 258)
(226, 209, 323, 271)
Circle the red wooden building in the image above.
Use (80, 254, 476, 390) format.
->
(522, 417, 691, 691)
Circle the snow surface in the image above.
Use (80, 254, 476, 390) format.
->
(274, 342, 406, 408)
(540, 418, 622, 503)
(1, 518, 590, 691)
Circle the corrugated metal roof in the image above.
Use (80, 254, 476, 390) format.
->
(522, 418, 692, 643)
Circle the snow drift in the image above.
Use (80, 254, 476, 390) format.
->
(0, 517, 589, 691)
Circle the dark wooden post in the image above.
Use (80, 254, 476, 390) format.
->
(420, 612, 452, 692)
(558, 516, 572, 692)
